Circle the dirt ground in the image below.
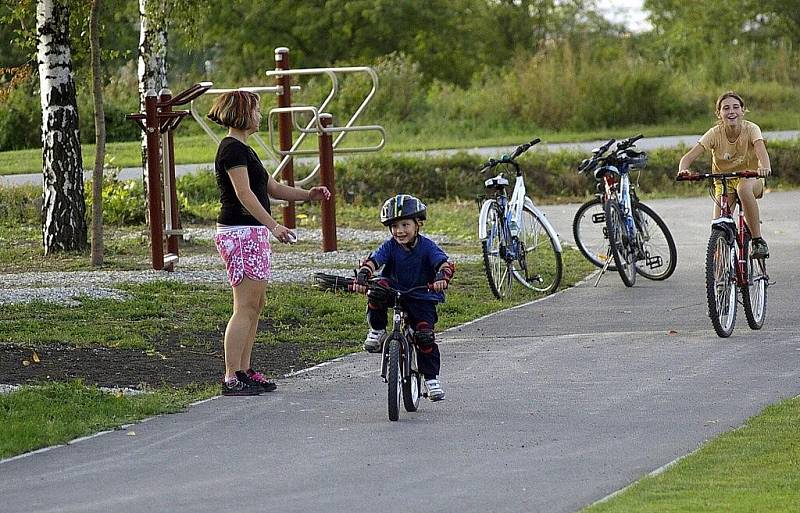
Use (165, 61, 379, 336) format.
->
(0, 322, 314, 389)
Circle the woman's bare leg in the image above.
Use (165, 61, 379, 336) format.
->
(224, 277, 268, 379)
(737, 178, 762, 238)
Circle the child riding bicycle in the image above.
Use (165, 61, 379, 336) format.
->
(677, 91, 772, 258)
(351, 194, 455, 401)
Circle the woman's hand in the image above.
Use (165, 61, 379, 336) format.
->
(757, 167, 771, 177)
(270, 223, 295, 244)
(308, 186, 331, 201)
(677, 169, 692, 177)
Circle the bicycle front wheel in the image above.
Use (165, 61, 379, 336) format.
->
(402, 347, 422, 412)
(740, 237, 768, 330)
(633, 202, 677, 281)
(572, 197, 617, 271)
(604, 200, 637, 287)
(512, 206, 562, 294)
(706, 230, 737, 338)
(386, 337, 402, 421)
(482, 201, 512, 299)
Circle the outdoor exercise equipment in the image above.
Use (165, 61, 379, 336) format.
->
(191, 47, 385, 252)
(127, 82, 212, 271)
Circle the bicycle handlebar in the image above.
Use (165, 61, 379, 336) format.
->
(479, 137, 541, 172)
(676, 171, 760, 182)
(616, 134, 643, 151)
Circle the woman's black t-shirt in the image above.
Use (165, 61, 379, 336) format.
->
(214, 137, 271, 226)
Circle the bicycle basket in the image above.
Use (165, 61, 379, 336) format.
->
(623, 149, 648, 169)
(313, 272, 355, 291)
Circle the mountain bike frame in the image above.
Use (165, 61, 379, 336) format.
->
(684, 172, 759, 286)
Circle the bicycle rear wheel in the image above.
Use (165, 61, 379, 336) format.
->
(740, 237, 768, 330)
(632, 202, 677, 281)
(572, 197, 617, 271)
(482, 201, 512, 298)
(386, 337, 402, 421)
(512, 206, 562, 294)
(604, 200, 637, 287)
(706, 230, 737, 337)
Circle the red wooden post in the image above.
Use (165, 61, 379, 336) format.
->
(275, 47, 296, 228)
(144, 90, 164, 270)
(318, 113, 337, 252)
(160, 88, 180, 271)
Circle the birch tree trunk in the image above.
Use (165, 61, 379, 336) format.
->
(89, 0, 105, 266)
(36, 0, 87, 254)
(137, 0, 168, 213)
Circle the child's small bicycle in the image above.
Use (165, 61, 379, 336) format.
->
(372, 282, 433, 421)
(676, 171, 769, 337)
(312, 273, 432, 421)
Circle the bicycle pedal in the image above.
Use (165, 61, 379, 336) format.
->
(592, 213, 606, 224)
(646, 255, 663, 269)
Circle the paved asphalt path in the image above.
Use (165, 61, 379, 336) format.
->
(1, 192, 798, 513)
(2, 130, 798, 186)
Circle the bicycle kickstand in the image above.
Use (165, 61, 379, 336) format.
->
(594, 253, 614, 287)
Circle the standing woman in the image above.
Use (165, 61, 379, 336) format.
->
(208, 90, 330, 396)
(678, 91, 772, 258)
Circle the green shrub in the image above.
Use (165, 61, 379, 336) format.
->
(0, 77, 40, 151)
(0, 184, 40, 224)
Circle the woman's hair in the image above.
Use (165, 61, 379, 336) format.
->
(207, 90, 261, 130)
(715, 91, 748, 120)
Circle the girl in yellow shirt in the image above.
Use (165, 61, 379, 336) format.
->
(677, 91, 772, 258)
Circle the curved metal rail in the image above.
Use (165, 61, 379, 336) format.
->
(265, 66, 385, 186)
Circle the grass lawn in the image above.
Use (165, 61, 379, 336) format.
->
(582, 396, 800, 513)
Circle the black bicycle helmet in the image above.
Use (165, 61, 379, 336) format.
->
(380, 194, 427, 226)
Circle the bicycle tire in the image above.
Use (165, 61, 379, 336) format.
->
(706, 229, 737, 337)
(481, 201, 512, 299)
(632, 202, 677, 281)
(386, 337, 402, 421)
(604, 200, 637, 287)
(572, 197, 617, 271)
(740, 237, 768, 330)
(402, 346, 421, 412)
(512, 206, 562, 294)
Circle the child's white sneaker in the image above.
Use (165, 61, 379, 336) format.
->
(424, 378, 445, 401)
(363, 328, 385, 353)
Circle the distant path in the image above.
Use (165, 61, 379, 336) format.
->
(3, 130, 797, 187)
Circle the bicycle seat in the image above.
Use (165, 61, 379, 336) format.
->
(485, 175, 509, 189)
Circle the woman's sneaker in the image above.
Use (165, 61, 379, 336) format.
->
(424, 378, 446, 402)
(751, 237, 769, 259)
(222, 376, 262, 396)
(363, 328, 386, 353)
(244, 369, 277, 392)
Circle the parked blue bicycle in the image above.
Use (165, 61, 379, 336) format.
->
(572, 135, 677, 287)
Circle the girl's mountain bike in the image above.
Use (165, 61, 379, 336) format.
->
(313, 273, 431, 421)
(676, 171, 768, 337)
(572, 135, 676, 286)
(478, 138, 563, 298)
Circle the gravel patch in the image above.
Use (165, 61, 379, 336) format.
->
(0, 228, 479, 306)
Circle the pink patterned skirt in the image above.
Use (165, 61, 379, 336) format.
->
(214, 226, 272, 287)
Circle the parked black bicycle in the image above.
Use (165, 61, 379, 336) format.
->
(572, 135, 677, 286)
